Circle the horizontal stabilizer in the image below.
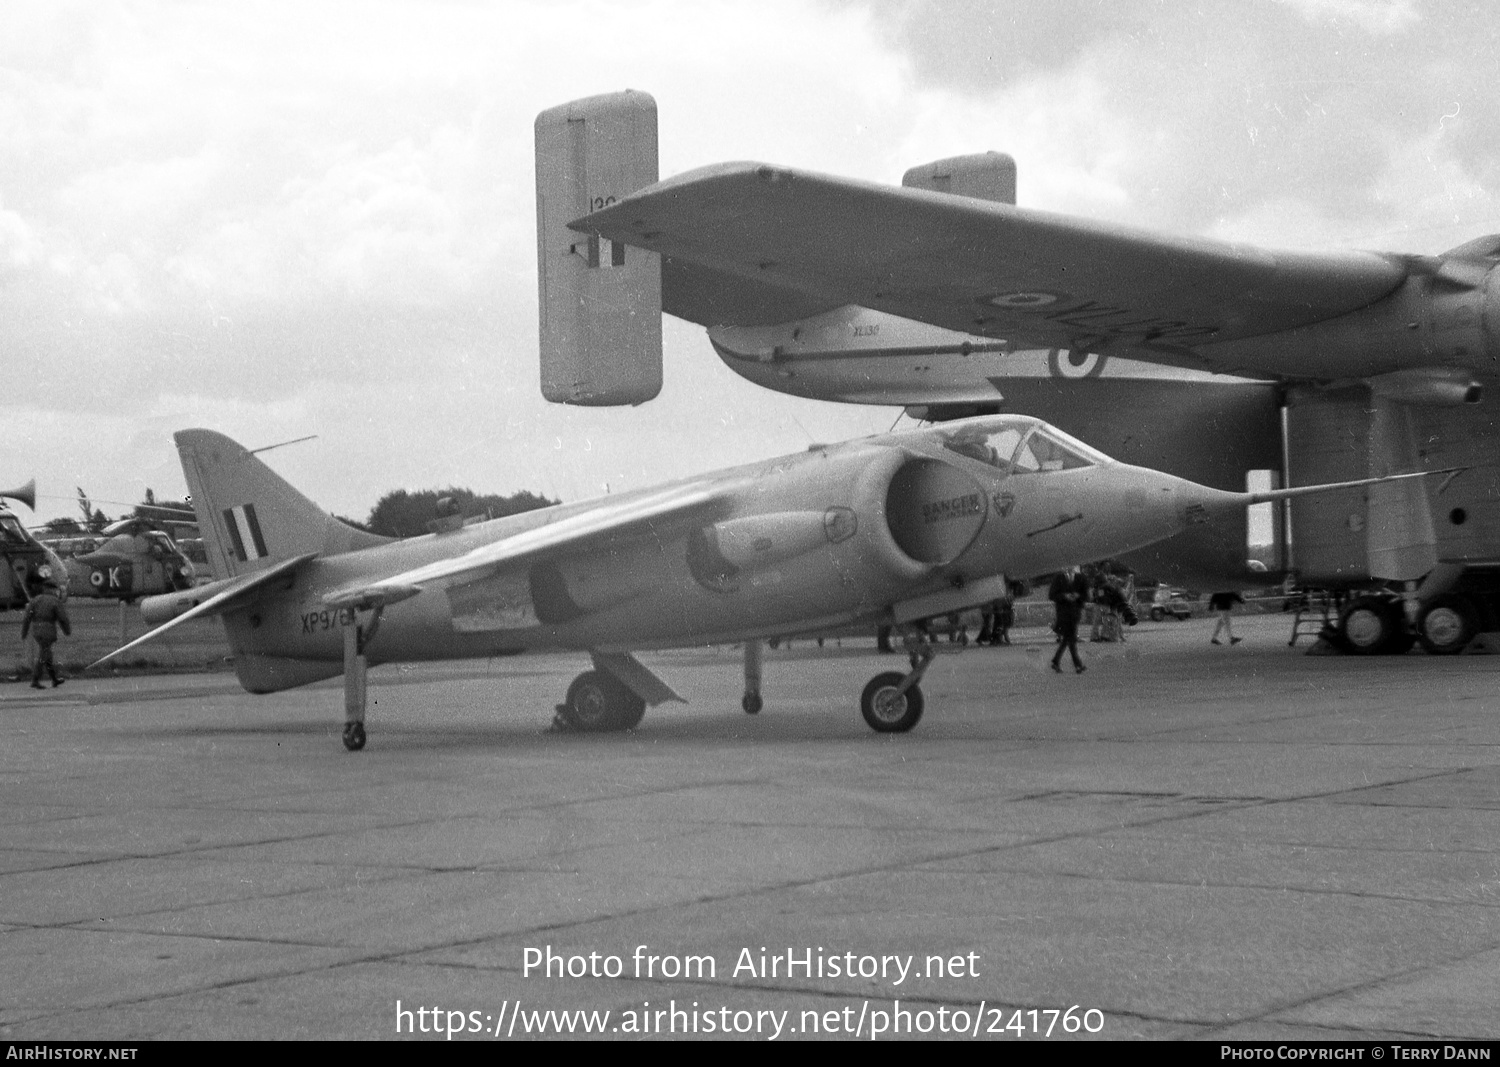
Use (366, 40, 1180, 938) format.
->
(88, 553, 317, 671)
(536, 90, 662, 406)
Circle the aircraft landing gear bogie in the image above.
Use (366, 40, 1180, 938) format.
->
(1417, 593, 1479, 655)
(1339, 595, 1408, 655)
(559, 670, 647, 732)
(342, 722, 366, 751)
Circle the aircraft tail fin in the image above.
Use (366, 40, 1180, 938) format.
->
(174, 430, 391, 579)
(902, 152, 1017, 205)
(535, 90, 662, 406)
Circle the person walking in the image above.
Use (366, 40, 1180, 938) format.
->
(1209, 590, 1245, 645)
(1049, 566, 1090, 674)
(21, 580, 71, 688)
(995, 590, 1014, 646)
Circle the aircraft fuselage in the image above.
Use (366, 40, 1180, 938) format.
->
(193, 417, 1229, 685)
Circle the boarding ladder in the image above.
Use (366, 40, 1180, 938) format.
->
(1287, 590, 1340, 647)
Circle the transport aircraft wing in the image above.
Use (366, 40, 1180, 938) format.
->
(320, 480, 732, 611)
(88, 552, 318, 669)
(574, 161, 1410, 362)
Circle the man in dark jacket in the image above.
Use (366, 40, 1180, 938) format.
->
(1049, 566, 1090, 674)
(21, 581, 71, 689)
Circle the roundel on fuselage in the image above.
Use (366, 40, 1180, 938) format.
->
(1047, 348, 1107, 379)
(884, 459, 988, 566)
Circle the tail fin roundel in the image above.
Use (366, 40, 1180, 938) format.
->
(174, 430, 390, 579)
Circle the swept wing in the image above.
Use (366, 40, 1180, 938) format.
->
(575, 162, 1408, 362)
(320, 480, 732, 610)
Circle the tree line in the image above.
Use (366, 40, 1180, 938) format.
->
(42, 486, 557, 540)
(343, 487, 557, 538)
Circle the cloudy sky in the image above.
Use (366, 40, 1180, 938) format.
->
(2, 0, 1496, 527)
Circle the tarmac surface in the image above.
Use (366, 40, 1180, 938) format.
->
(2, 612, 1497, 1041)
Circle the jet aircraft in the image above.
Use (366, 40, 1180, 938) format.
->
(92, 423, 1439, 751)
(535, 91, 1500, 654)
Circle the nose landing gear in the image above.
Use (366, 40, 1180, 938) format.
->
(860, 626, 934, 733)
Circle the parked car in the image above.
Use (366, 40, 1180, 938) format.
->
(1145, 587, 1193, 621)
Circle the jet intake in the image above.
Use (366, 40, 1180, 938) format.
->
(882, 458, 989, 567)
(1366, 367, 1483, 406)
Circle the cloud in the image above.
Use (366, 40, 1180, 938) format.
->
(1, 0, 1497, 521)
(1273, 0, 1421, 34)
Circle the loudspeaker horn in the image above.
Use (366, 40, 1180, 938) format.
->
(1, 479, 36, 511)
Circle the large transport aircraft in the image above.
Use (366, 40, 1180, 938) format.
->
(93, 423, 1437, 751)
(535, 91, 1500, 656)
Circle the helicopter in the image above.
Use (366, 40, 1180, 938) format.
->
(0, 480, 70, 610)
(50, 515, 197, 602)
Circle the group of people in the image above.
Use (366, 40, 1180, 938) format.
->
(878, 592, 1017, 652)
(1048, 565, 1142, 672)
(1048, 568, 1247, 674)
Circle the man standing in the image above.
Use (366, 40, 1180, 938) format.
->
(1209, 590, 1245, 645)
(1049, 565, 1090, 674)
(21, 580, 71, 688)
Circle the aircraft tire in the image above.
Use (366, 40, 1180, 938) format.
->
(1339, 596, 1404, 655)
(562, 671, 646, 731)
(860, 672, 924, 733)
(1417, 594, 1478, 655)
(742, 692, 762, 714)
(614, 689, 647, 730)
(342, 722, 366, 751)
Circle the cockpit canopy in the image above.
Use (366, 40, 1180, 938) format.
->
(144, 530, 179, 557)
(0, 514, 32, 545)
(939, 417, 1103, 475)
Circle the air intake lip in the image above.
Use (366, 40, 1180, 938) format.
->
(883, 457, 989, 567)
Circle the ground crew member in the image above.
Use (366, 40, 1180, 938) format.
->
(21, 580, 70, 689)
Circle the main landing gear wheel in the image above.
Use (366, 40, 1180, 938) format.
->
(342, 722, 366, 751)
(1339, 596, 1408, 655)
(860, 672, 924, 733)
(559, 671, 647, 732)
(1417, 594, 1478, 655)
(742, 692, 763, 714)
